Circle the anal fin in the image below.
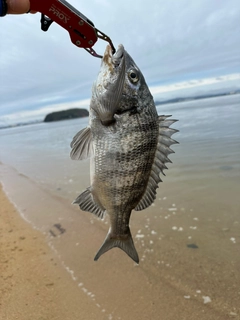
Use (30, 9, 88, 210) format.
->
(73, 188, 105, 219)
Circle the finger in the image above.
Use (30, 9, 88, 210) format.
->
(7, 0, 30, 14)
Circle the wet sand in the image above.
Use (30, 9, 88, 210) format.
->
(1, 181, 239, 320)
(0, 185, 110, 320)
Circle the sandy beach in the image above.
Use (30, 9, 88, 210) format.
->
(0, 95, 240, 319)
(0, 185, 109, 320)
(1, 180, 239, 320)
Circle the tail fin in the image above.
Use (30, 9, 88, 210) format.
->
(94, 229, 139, 264)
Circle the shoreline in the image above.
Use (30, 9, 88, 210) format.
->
(1, 180, 239, 319)
(0, 185, 108, 320)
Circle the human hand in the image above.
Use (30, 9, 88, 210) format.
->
(7, 0, 36, 14)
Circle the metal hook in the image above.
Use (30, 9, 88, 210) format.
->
(96, 29, 116, 55)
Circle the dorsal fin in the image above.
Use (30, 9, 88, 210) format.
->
(70, 127, 93, 160)
(73, 188, 105, 219)
(135, 115, 178, 211)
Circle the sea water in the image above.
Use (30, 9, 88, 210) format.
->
(1, 94, 239, 199)
(0, 94, 240, 319)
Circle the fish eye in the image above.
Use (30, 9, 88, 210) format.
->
(128, 69, 139, 83)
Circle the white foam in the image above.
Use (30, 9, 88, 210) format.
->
(202, 296, 211, 304)
(136, 234, 145, 238)
(230, 237, 236, 244)
(49, 242, 112, 316)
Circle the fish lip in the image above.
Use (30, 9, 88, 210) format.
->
(112, 44, 124, 67)
(102, 44, 124, 69)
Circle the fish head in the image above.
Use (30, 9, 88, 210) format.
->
(91, 44, 152, 126)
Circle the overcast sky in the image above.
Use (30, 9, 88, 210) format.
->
(0, 0, 240, 124)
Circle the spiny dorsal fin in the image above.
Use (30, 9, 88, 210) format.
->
(135, 115, 178, 211)
(73, 188, 105, 219)
(70, 126, 93, 160)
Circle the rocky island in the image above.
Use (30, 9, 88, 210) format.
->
(44, 108, 89, 122)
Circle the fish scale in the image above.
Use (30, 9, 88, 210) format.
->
(70, 44, 178, 263)
(93, 126, 157, 207)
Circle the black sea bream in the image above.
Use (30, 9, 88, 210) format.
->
(71, 44, 178, 263)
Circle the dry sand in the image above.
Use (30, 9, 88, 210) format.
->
(0, 186, 108, 320)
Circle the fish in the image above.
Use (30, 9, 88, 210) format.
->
(70, 44, 178, 264)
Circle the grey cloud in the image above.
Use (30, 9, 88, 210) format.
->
(0, 0, 240, 122)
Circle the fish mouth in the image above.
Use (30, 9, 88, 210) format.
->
(93, 45, 125, 126)
(112, 44, 124, 67)
(102, 44, 124, 70)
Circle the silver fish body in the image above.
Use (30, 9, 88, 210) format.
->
(71, 44, 178, 263)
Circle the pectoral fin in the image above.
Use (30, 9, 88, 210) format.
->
(70, 127, 93, 160)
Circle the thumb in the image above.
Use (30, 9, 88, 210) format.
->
(7, 0, 33, 14)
